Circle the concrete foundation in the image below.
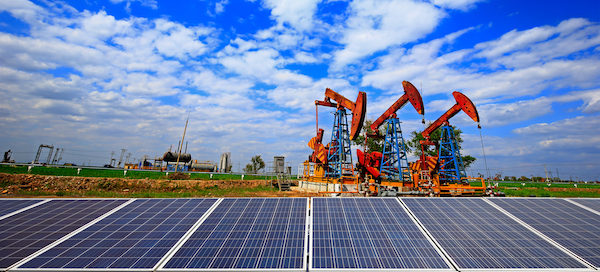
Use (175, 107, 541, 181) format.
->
(299, 180, 361, 196)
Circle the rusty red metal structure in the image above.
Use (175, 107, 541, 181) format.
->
(414, 91, 480, 186)
(315, 88, 367, 140)
(420, 91, 480, 143)
(370, 81, 425, 132)
(357, 81, 425, 180)
(308, 88, 367, 166)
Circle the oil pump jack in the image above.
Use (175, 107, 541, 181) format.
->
(305, 88, 366, 186)
(356, 81, 425, 195)
(411, 91, 486, 196)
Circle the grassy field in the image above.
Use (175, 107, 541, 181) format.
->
(475, 181, 600, 197)
(0, 165, 277, 180)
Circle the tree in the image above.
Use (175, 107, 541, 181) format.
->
(406, 124, 476, 169)
(244, 155, 265, 174)
(352, 120, 384, 153)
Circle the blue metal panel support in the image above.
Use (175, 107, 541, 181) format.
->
(326, 108, 354, 178)
(438, 125, 466, 184)
(379, 118, 411, 182)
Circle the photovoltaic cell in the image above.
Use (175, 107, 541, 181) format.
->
(570, 198, 600, 213)
(162, 198, 307, 271)
(0, 199, 126, 269)
(402, 198, 587, 270)
(0, 199, 43, 217)
(311, 197, 451, 271)
(491, 198, 600, 268)
(18, 198, 217, 270)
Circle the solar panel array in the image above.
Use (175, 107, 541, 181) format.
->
(0, 197, 599, 272)
(311, 197, 451, 271)
(0, 199, 43, 217)
(19, 199, 217, 270)
(161, 198, 307, 271)
(401, 198, 587, 270)
(570, 198, 600, 213)
(0, 199, 127, 270)
(491, 198, 600, 268)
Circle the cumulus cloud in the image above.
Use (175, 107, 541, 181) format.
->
(332, 0, 444, 70)
(363, 18, 600, 103)
(262, 0, 321, 31)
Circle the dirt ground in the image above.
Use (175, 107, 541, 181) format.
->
(0, 173, 323, 197)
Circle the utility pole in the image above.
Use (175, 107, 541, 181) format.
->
(544, 164, 549, 182)
(175, 114, 189, 173)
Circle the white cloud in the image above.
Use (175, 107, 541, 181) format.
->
(476, 18, 600, 68)
(183, 69, 255, 95)
(153, 19, 211, 59)
(80, 10, 132, 41)
(0, 0, 45, 23)
(109, 0, 158, 11)
(363, 18, 600, 103)
(262, 0, 321, 31)
(267, 78, 354, 112)
(215, 0, 229, 14)
(332, 0, 444, 70)
(477, 97, 552, 127)
(432, 0, 482, 11)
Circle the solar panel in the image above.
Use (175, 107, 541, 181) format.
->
(160, 198, 308, 271)
(401, 198, 588, 270)
(310, 197, 452, 271)
(0, 199, 44, 218)
(17, 198, 218, 271)
(490, 198, 600, 268)
(0, 199, 126, 270)
(569, 198, 600, 214)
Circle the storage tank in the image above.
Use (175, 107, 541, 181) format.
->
(219, 152, 231, 173)
(162, 151, 192, 163)
(191, 160, 217, 172)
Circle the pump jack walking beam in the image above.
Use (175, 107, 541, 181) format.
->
(420, 91, 480, 144)
(370, 81, 425, 132)
(316, 88, 367, 140)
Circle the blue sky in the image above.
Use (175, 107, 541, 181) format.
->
(0, 0, 599, 180)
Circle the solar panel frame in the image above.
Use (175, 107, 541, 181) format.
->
(13, 198, 221, 272)
(157, 197, 309, 272)
(401, 197, 593, 272)
(487, 197, 599, 270)
(0, 199, 49, 221)
(2, 198, 132, 271)
(309, 197, 454, 272)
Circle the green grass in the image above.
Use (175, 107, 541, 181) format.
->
(15, 185, 279, 198)
(490, 181, 600, 189)
(501, 188, 600, 198)
(0, 165, 275, 180)
(474, 181, 600, 198)
(0, 165, 29, 174)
